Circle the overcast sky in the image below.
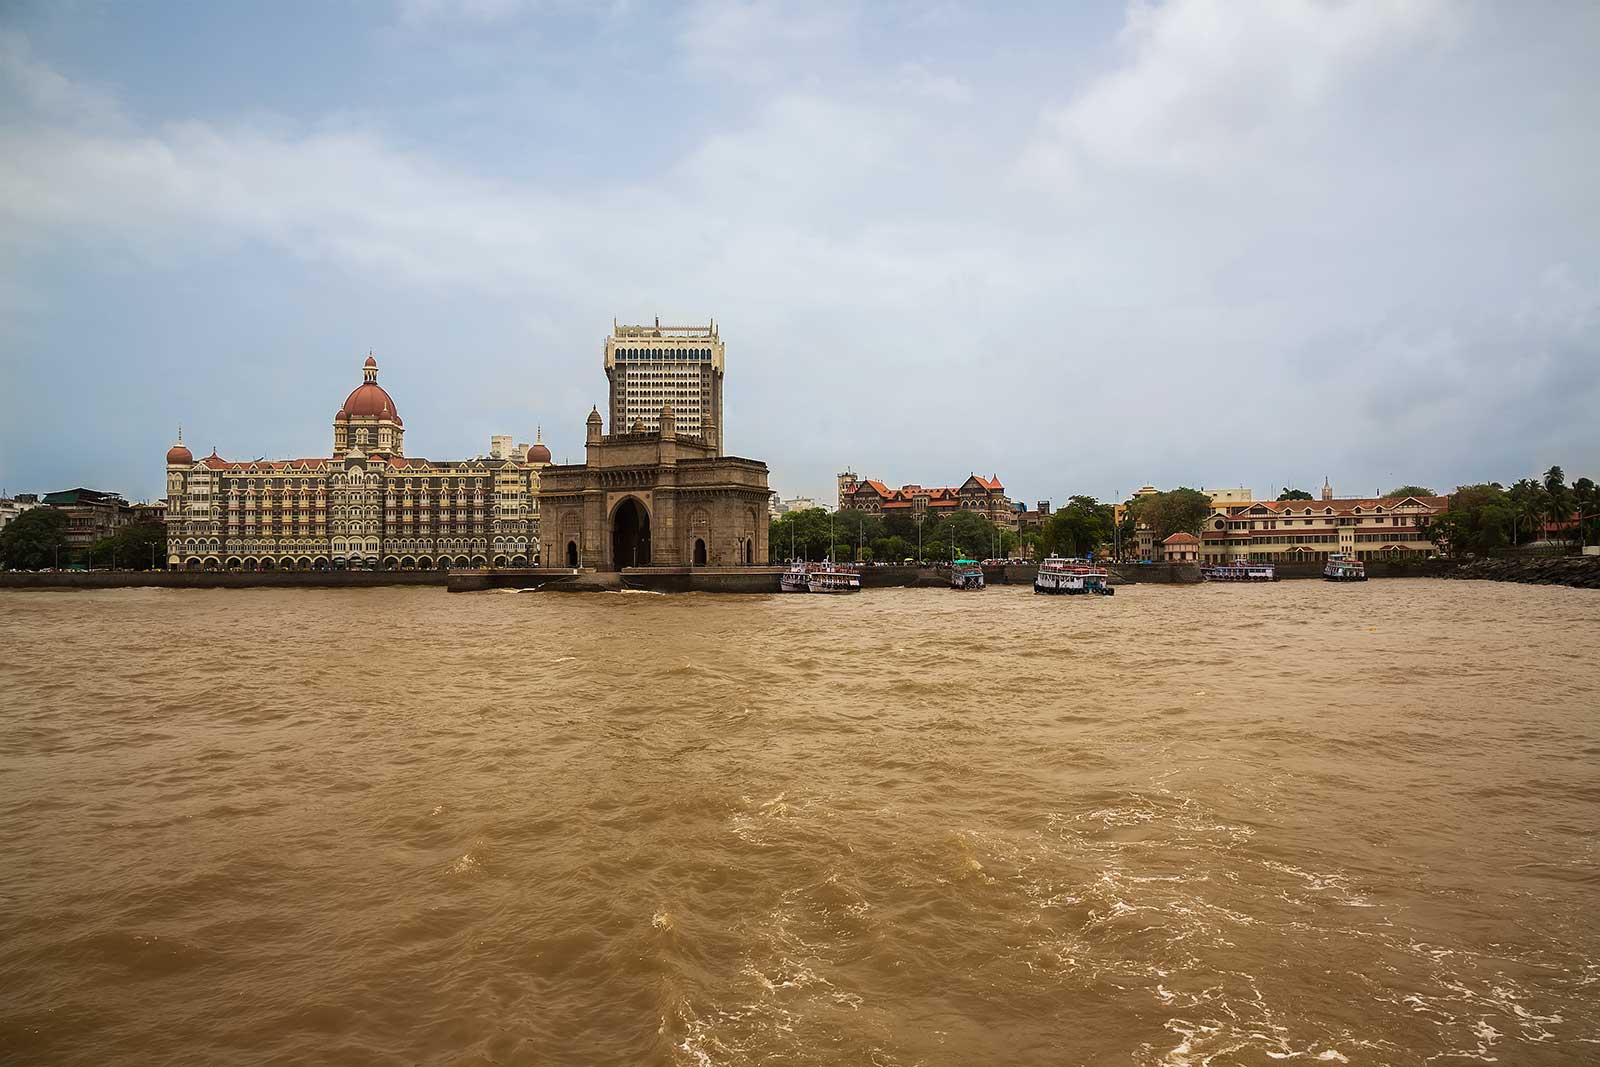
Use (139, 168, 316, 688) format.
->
(1, 0, 1596, 505)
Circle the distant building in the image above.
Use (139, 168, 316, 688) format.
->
(1207, 488, 1254, 504)
(1161, 531, 1199, 563)
(0, 496, 42, 532)
(40, 488, 132, 559)
(130, 500, 167, 525)
(163, 357, 551, 571)
(776, 496, 818, 515)
(841, 475, 1014, 529)
(837, 469, 859, 511)
(605, 319, 724, 453)
(1198, 482, 1447, 563)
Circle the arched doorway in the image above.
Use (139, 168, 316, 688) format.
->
(566, 540, 579, 567)
(743, 538, 753, 565)
(611, 497, 651, 569)
(693, 537, 707, 566)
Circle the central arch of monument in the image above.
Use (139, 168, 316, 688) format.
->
(611, 496, 651, 569)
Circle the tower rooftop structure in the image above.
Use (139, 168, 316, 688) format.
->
(603, 318, 724, 455)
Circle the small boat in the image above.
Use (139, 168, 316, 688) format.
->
(1034, 556, 1114, 596)
(807, 562, 861, 594)
(951, 559, 985, 591)
(1201, 561, 1277, 582)
(1323, 553, 1367, 581)
(779, 561, 811, 592)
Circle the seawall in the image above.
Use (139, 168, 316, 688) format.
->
(0, 570, 450, 591)
(1435, 555, 1600, 589)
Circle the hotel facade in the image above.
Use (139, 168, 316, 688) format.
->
(1197, 481, 1447, 564)
(604, 320, 724, 453)
(163, 357, 551, 570)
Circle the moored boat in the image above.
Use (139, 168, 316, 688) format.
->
(1323, 553, 1367, 581)
(951, 559, 986, 590)
(779, 561, 810, 592)
(1034, 556, 1114, 596)
(807, 562, 861, 594)
(1200, 561, 1277, 582)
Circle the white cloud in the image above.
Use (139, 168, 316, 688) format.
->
(1026, 0, 1454, 179)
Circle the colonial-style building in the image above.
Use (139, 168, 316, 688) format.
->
(839, 474, 1015, 529)
(163, 356, 552, 571)
(1198, 480, 1447, 564)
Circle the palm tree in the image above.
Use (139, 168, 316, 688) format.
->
(1572, 476, 1597, 545)
(1543, 466, 1573, 539)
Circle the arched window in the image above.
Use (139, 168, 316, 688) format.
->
(694, 538, 707, 566)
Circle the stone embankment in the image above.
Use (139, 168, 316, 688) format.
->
(0, 570, 448, 591)
(1438, 555, 1600, 589)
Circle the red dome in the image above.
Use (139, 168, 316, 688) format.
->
(166, 443, 193, 464)
(339, 382, 401, 424)
(527, 442, 551, 464)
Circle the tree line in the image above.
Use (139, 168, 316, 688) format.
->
(0, 509, 167, 570)
(1420, 467, 1597, 556)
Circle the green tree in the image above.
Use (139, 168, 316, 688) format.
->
(1422, 484, 1514, 556)
(1505, 479, 1548, 545)
(1042, 496, 1114, 558)
(0, 507, 69, 569)
(87, 522, 167, 570)
(1572, 477, 1598, 544)
(1387, 485, 1436, 498)
(1543, 465, 1572, 538)
(1277, 488, 1314, 501)
(1128, 487, 1212, 540)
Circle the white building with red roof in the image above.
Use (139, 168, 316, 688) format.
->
(1198, 480, 1447, 564)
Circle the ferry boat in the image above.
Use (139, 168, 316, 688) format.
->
(951, 559, 986, 591)
(1323, 553, 1367, 581)
(807, 563, 861, 594)
(1200, 561, 1277, 582)
(1034, 556, 1114, 596)
(779, 561, 810, 593)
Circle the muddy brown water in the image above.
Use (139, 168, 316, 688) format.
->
(1, 581, 1596, 1065)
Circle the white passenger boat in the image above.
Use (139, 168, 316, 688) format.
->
(1034, 556, 1113, 596)
(951, 559, 986, 591)
(807, 563, 861, 594)
(1200, 561, 1277, 582)
(1323, 553, 1367, 581)
(779, 561, 810, 593)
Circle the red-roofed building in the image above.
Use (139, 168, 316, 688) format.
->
(841, 473, 1015, 529)
(163, 356, 553, 572)
(1161, 531, 1199, 563)
(1198, 481, 1448, 564)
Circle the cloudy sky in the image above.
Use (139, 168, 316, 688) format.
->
(1, 0, 1596, 505)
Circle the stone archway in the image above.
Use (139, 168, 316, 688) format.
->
(693, 537, 707, 566)
(611, 497, 651, 569)
(566, 540, 579, 567)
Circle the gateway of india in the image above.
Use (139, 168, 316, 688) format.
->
(538, 318, 772, 570)
(160, 319, 769, 572)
